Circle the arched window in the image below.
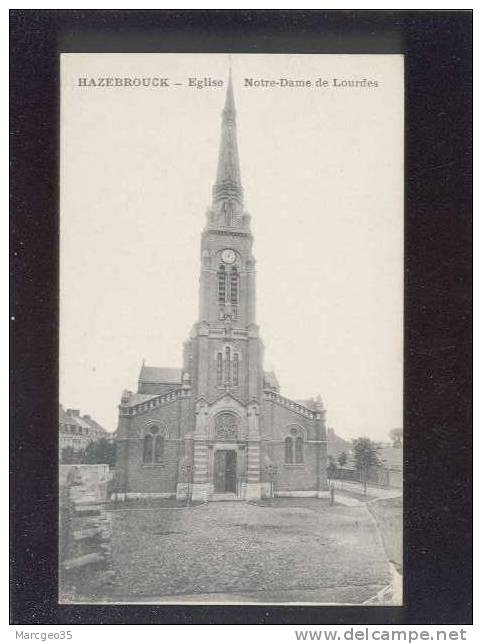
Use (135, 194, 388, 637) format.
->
(230, 267, 238, 305)
(233, 353, 239, 386)
(285, 437, 293, 464)
(143, 433, 153, 463)
(143, 425, 166, 464)
(154, 435, 164, 463)
(216, 352, 223, 385)
(225, 346, 231, 384)
(218, 265, 226, 304)
(295, 436, 304, 464)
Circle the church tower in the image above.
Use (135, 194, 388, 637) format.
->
(183, 71, 264, 500)
(186, 71, 263, 408)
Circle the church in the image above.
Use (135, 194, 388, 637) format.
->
(115, 73, 328, 502)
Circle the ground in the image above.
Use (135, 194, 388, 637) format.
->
(73, 497, 394, 604)
(367, 497, 403, 573)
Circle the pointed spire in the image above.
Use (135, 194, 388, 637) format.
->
(213, 68, 243, 206)
(222, 66, 236, 124)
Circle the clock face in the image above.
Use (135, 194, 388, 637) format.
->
(221, 249, 236, 264)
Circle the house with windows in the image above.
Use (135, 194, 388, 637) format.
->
(115, 72, 328, 502)
(59, 405, 109, 458)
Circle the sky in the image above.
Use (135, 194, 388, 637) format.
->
(60, 53, 403, 441)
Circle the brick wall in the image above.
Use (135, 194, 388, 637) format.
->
(267, 441, 319, 491)
(120, 438, 180, 494)
(116, 397, 193, 495)
(116, 392, 327, 495)
(260, 399, 325, 491)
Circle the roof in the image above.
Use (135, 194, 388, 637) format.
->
(295, 398, 316, 411)
(81, 415, 108, 433)
(59, 405, 109, 433)
(139, 365, 182, 384)
(59, 406, 88, 428)
(326, 429, 351, 458)
(59, 405, 71, 425)
(124, 393, 159, 408)
(72, 415, 91, 430)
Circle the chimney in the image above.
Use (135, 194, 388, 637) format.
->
(67, 409, 80, 417)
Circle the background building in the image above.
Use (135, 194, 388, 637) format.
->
(59, 405, 110, 459)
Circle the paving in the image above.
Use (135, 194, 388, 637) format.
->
(87, 498, 393, 604)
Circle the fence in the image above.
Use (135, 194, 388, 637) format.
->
(330, 467, 391, 487)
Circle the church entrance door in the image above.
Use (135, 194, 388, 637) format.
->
(214, 450, 237, 493)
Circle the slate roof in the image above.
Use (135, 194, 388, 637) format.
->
(138, 365, 182, 384)
(82, 415, 108, 434)
(59, 405, 109, 434)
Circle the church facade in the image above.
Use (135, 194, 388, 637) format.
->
(115, 74, 328, 502)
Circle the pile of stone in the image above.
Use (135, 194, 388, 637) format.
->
(60, 467, 116, 599)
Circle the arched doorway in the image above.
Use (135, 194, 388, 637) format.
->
(214, 450, 237, 493)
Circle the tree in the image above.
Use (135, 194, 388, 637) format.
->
(84, 438, 116, 467)
(327, 455, 337, 480)
(389, 427, 403, 448)
(352, 437, 381, 495)
(61, 446, 75, 464)
(338, 451, 348, 468)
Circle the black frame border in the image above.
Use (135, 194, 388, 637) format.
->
(10, 9, 472, 625)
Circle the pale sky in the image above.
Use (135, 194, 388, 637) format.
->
(60, 53, 403, 441)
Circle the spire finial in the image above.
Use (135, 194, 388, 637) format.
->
(223, 64, 236, 122)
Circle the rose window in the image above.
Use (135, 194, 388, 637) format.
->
(214, 413, 238, 440)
